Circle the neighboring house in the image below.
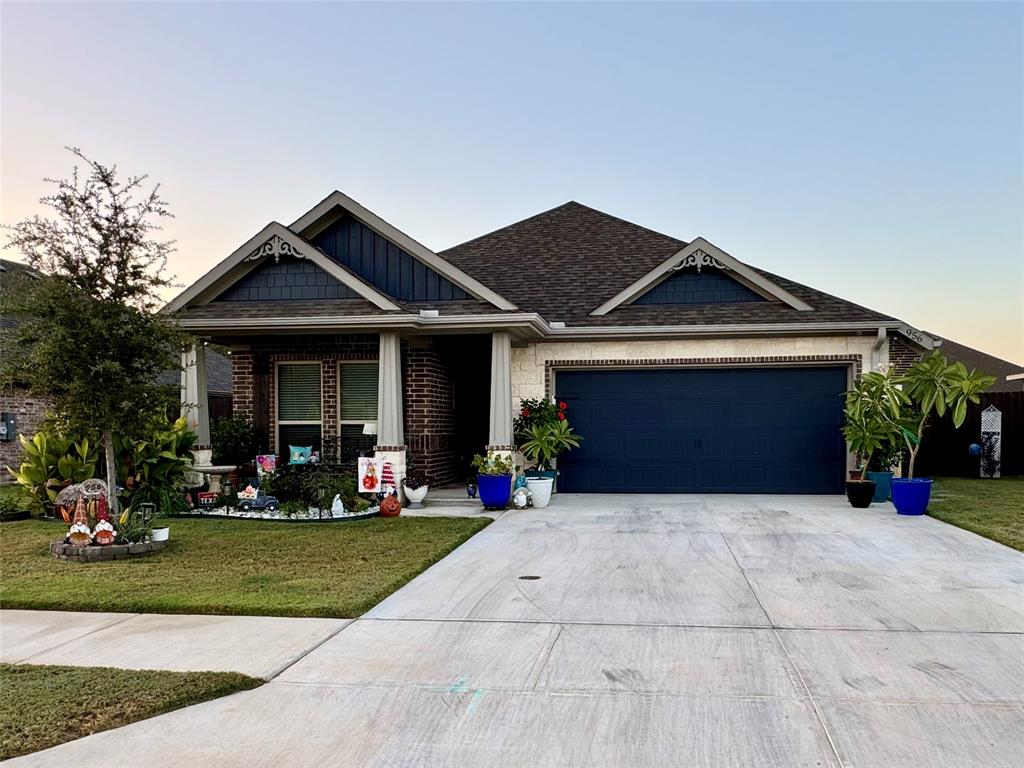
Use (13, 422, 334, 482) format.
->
(0, 258, 47, 482)
(167, 191, 964, 495)
(929, 338, 1024, 393)
(0, 259, 234, 482)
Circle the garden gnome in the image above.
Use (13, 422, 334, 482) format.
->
(67, 496, 92, 547)
(92, 501, 117, 546)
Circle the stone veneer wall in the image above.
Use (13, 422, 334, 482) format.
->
(0, 388, 49, 484)
(511, 335, 883, 405)
(403, 342, 459, 486)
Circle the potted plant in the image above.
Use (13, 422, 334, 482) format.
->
(892, 352, 994, 516)
(470, 452, 515, 510)
(519, 420, 583, 508)
(402, 471, 429, 508)
(841, 369, 905, 508)
(866, 442, 903, 502)
(515, 399, 568, 480)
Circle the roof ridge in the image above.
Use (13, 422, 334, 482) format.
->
(440, 200, 686, 254)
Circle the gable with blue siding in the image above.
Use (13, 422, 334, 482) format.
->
(313, 215, 469, 302)
(634, 267, 766, 305)
(214, 258, 359, 302)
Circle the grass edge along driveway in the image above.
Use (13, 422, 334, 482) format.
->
(928, 476, 1023, 552)
(0, 663, 261, 760)
(1, 516, 490, 618)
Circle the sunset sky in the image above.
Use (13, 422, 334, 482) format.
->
(2, 2, 1021, 363)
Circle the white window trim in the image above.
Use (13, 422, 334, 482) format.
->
(275, 360, 323, 451)
(337, 359, 379, 436)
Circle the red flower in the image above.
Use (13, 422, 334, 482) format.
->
(558, 401, 568, 410)
(557, 412, 566, 421)
(521, 408, 530, 418)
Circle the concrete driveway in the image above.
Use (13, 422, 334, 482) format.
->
(9, 495, 1024, 767)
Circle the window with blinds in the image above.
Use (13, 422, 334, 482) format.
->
(339, 362, 378, 422)
(277, 363, 322, 451)
(339, 362, 378, 456)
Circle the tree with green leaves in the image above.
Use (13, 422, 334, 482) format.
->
(1, 148, 192, 514)
(899, 351, 995, 479)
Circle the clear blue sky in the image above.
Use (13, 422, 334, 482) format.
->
(2, 1, 1021, 363)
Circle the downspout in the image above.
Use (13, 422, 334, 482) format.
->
(870, 327, 887, 372)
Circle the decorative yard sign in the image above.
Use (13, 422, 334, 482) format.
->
(358, 457, 383, 493)
(980, 405, 1002, 479)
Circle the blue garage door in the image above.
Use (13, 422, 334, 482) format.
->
(556, 367, 847, 494)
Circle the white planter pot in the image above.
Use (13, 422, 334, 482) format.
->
(525, 478, 554, 508)
(404, 484, 429, 508)
(151, 527, 170, 542)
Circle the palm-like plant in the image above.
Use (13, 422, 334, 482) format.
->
(842, 369, 907, 480)
(519, 420, 583, 471)
(900, 352, 995, 478)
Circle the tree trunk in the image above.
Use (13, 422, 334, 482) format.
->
(103, 430, 119, 516)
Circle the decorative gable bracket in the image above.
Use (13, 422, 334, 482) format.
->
(672, 249, 727, 274)
(245, 235, 307, 264)
(591, 237, 814, 315)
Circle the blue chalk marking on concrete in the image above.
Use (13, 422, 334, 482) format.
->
(466, 688, 483, 715)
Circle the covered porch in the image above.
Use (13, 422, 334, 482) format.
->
(181, 329, 519, 491)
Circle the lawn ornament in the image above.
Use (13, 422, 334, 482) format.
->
(92, 503, 117, 546)
(380, 492, 401, 517)
(237, 491, 279, 512)
(512, 486, 530, 509)
(238, 484, 258, 501)
(67, 497, 92, 547)
(330, 494, 345, 517)
(381, 461, 396, 494)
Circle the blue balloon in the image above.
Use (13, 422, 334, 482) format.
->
(968, 443, 983, 456)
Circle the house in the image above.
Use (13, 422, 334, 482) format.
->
(168, 192, 947, 495)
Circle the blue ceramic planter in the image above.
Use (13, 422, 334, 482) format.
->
(866, 471, 893, 502)
(477, 473, 512, 509)
(891, 478, 933, 516)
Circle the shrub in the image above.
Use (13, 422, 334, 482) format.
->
(261, 464, 360, 510)
(118, 416, 196, 515)
(210, 417, 257, 466)
(5, 427, 97, 516)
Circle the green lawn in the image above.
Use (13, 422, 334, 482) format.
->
(0, 516, 489, 617)
(0, 663, 261, 760)
(928, 477, 1024, 552)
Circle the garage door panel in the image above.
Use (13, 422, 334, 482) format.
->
(555, 367, 847, 494)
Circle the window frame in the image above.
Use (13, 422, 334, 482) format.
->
(275, 360, 323, 452)
(337, 359, 380, 437)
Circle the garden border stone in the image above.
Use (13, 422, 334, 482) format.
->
(50, 540, 168, 563)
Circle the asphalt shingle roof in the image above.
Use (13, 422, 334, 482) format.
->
(439, 201, 896, 327)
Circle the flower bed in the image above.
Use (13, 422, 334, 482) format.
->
(173, 505, 380, 523)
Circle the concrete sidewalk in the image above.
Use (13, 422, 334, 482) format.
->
(4, 495, 1024, 767)
(1, 610, 347, 679)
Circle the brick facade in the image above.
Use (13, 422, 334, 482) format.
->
(0, 388, 50, 484)
(230, 334, 459, 484)
(404, 342, 459, 486)
(888, 334, 923, 375)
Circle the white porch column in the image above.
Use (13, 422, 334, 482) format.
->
(181, 345, 210, 448)
(375, 332, 406, 500)
(488, 331, 514, 451)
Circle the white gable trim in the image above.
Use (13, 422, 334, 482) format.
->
(164, 222, 402, 313)
(290, 190, 518, 311)
(590, 237, 814, 316)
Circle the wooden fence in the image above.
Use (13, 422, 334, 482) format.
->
(915, 391, 1023, 477)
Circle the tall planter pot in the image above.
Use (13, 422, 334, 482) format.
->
(477, 473, 512, 510)
(865, 471, 893, 503)
(891, 478, 933, 516)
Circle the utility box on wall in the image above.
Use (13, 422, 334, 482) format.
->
(0, 412, 15, 442)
